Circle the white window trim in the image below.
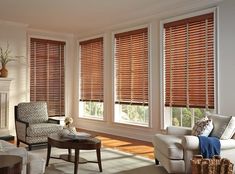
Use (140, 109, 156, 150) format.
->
(77, 34, 105, 120)
(111, 24, 152, 127)
(160, 7, 218, 129)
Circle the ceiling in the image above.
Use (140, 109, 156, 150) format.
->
(0, 0, 221, 35)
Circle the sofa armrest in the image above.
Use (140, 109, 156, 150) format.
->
(48, 118, 60, 124)
(182, 135, 199, 150)
(167, 126, 192, 135)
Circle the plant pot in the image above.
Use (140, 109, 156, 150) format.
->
(0, 65, 8, 77)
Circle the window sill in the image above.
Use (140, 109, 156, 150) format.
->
(114, 120, 150, 128)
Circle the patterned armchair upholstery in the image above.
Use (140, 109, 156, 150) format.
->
(15, 102, 63, 150)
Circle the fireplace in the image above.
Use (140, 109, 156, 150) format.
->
(0, 78, 13, 140)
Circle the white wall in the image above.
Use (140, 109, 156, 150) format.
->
(0, 21, 27, 135)
(218, 0, 235, 116)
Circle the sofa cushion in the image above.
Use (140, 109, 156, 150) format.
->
(27, 123, 63, 137)
(208, 114, 234, 139)
(192, 117, 213, 136)
(153, 134, 183, 160)
(26, 136, 48, 144)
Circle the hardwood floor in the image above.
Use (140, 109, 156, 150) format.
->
(77, 129, 154, 159)
(12, 129, 155, 160)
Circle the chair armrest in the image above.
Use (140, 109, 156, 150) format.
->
(16, 119, 29, 127)
(48, 118, 60, 124)
(167, 126, 192, 135)
(182, 135, 199, 150)
(15, 120, 28, 142)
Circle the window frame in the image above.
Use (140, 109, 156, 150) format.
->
(112, 24, 152, 127)
(78, 34, 105, 120)
(160, 8, 218, 129)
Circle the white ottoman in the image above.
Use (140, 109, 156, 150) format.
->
(27, 151, 45, 174)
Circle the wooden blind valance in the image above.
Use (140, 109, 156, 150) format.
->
(164, 13, 214, 109)
(80, 37, 104, 102)
(30, 38, 65, 116)
(115, 28, 149, 105)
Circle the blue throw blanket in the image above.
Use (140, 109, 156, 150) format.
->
(198, 136, 221, 158)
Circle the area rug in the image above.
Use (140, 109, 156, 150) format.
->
(30, 147, 168, 174)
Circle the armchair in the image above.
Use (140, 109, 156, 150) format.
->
(153, 121, 235, 173)
(15, 102, 63, 150)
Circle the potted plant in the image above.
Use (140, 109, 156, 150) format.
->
(0, 44, 19, 77)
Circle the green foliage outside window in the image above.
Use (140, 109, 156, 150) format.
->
(120, 104, 149, 125)
(82, 102, 148, 126)
(172, 107, 206, 128)
(84, 101, 103, 117)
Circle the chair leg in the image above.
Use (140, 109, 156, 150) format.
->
(17, 140, 20, 147)
(155, 159, 160, 165)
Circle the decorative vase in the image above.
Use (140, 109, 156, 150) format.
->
(0, 65, 8, 77)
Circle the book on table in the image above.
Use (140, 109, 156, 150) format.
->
(63, 132, 91, 140)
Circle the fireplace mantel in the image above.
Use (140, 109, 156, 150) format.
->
(0, 78, 13, 138)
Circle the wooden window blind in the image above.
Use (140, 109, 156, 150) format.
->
(164, 13, 214, 109)
(115, 28, 149, 105)
(80, 37, 104, 102)
(30, 38, 65, 116)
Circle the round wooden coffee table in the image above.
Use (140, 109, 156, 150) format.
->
(46, 133, 102, 174)
(0, 155, 22, 174)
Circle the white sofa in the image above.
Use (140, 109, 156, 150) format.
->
(153, 126, 235, 174)
(0, 140, 45, 174)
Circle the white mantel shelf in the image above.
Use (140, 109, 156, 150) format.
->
(0, 78, 13, 91)
(0, 78, 14, 82)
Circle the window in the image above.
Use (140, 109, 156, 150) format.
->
(163, 12, 215, 128)
(30, 38, 65, 116)
(114, 28, 149, 126)
(79, 37, 104, 119)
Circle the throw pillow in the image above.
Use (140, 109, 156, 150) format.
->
(208, 114, 235, 139)
(192, 117, 213, 136)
